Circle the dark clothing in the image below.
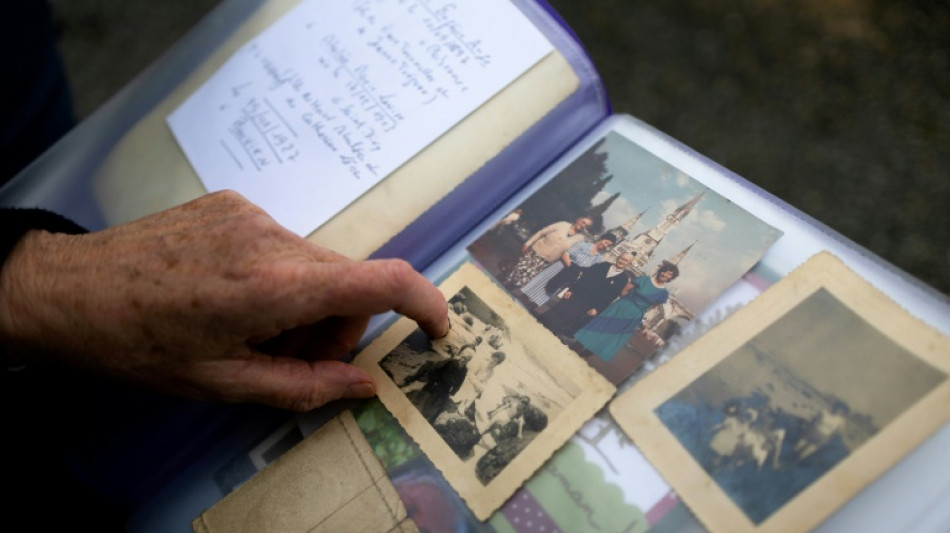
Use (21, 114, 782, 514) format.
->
(0, 5, 230, 528)
(1, 0, 75, 185)
(408, 358, 469, 422)
(0, 207, 87, 260)
(540, 262, 629, 336)
(0, 209, 284, 528)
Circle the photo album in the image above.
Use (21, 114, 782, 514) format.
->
(82, 0, 948, 531)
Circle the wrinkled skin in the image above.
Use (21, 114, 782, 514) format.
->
(0, 191, 449, 411)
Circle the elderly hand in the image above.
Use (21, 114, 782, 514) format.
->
(0, 191, 448, 411)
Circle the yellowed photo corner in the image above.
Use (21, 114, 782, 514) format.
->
(609, 251, 950, 533)
(354, 262, 615, 520)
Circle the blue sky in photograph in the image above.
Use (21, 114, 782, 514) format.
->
(591, 132, 781, 310)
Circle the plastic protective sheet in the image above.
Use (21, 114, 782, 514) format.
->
(132, 116, 950, 533)
(0, 1, 610, 530)
(0, 0, 609, 274)
(409, 115, 950, 533)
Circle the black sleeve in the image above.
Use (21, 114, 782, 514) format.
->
(0, 208, 87, 268)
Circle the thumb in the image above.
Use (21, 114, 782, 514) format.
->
(234, 357, 377, 412)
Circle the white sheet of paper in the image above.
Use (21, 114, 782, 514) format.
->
(167, 0, 552, 236)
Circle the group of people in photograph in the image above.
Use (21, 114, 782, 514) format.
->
(706, 395, 852, 475)
(502, 214, 680, 362)
(708, 399, 787, 473)
(385, 296, 549, 484)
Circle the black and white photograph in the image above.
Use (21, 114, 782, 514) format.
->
(380, 286, 564, 485)
(468, 130, 782, 384)
(355, 263, 615, 520)
(656, 287, 945, 524)
(610, 253, 950, 533)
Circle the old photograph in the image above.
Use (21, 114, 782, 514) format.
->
(468, 130, 781, 384)
(609, 253, 950, 533)
(379, 285, 565, 486)
(355, 263, 615, 520)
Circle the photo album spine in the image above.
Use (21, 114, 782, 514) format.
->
(370, 0, 610, 270)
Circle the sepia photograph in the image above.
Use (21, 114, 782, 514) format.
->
(379, 285, 565, 486)
(609, 253, 950, 533)
(468, 130, 781, 384)
(355, 263, 615, 520)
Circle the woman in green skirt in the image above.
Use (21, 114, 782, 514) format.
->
(573, 262, 679, 361)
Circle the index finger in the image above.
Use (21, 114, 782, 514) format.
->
(296, 258, 449, 338)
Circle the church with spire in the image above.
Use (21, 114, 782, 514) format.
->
(609, 191, 705, 269)
(605, 207, 649, 243)
(600, 195, 704, 345)
(664, 242, 696, 267)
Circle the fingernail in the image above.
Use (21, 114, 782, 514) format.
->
(347, 381, 376, 398)
(437, 317, 451, 339)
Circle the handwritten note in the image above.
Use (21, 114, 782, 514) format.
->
(168, 0, 553, 236)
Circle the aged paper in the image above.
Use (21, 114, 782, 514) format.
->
(192, 411, 417, 533)
(354, 262, 615, 519)
(167, 0, 553, 236)
(93, 1, 578, 260)
(609, 252, 950, 533)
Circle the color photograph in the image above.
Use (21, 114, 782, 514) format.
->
(468, 130, 781, 383)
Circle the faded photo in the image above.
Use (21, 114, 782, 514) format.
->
(468, 130, 781, 384)
(379, 286, 573, 485)
(355, 263, 614, 519)
(655, 288, 946, 525)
